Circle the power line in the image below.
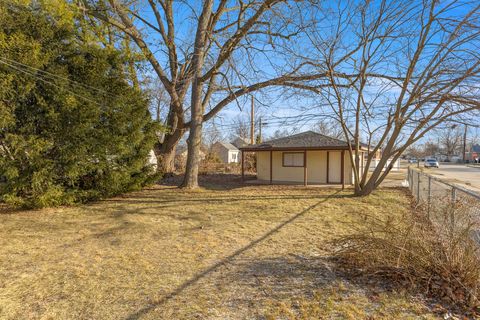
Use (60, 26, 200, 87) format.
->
(0, 59, 105, 107)
(201, 117, 320, 135)
(0, 56, 119, 99)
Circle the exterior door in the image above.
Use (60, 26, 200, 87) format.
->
(328, 151, 341, 183)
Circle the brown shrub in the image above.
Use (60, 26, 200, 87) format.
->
(331, 200, 480, 311)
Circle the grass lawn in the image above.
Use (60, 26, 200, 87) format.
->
(0, 177, 440, 319)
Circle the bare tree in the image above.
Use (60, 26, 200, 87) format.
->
(406, 144, 424, 159)
(202, 123, 224, 149)
(268, 128, 293, 140)
(311, 119, 344, 139)
(423, 141, 440, 158)
(80, 0, 329, 188)
(439, 126, 463, 159)
(146, 78, 170, 124)
(231, 116, 250, 140)
(295, 0, 480, 195)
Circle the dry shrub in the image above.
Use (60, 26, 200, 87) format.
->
(331, 200, 480, 311)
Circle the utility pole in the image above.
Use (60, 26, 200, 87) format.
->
(250, 96, 254, 145)
(463, 124, 467, 163)
(259, 117, 262, 143)
(258, 118, 268, 144)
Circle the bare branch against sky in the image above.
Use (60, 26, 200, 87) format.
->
(286, 0, 480, 195)
(79, 0, 479, 192)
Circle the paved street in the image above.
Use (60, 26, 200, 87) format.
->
(423, 163, 480, 192)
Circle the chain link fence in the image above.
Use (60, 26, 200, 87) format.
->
(407, 166, 480, 244)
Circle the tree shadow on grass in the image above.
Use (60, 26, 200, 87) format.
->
(100, 193, 354, 206)
(159, 173, 353, 191)
(160, 173, 252, 191)
(124, 191, 340, 320)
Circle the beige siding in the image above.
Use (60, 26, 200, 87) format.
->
(256, 150, 355, 185)
(306, 151, 327, 183)
(271, 151, 303, 182)
(329, 151, 341, 183)
(256, 151, 271, 180)
(344, 152, 353, 185)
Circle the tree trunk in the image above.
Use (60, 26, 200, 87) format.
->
(153, 100, 186, 175)
(181, 0, 212, 189)
(154, 129, 183, 174)
(354, 182, 376, 196)
(182, 117, 203, 188)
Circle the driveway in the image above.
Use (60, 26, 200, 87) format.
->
(423, 163, 480, 192)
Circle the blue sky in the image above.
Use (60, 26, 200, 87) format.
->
(133, 0, 480, 147)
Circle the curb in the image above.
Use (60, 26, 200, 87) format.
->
(466, 164, 480, 169)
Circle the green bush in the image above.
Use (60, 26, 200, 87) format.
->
(0, 1, 159, 208)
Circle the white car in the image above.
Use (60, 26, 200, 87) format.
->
(424, 159, 439, 168)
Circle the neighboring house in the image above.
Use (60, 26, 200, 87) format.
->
(231, 136, 250, 149)
(148, 150, 158, 171)
(211, 142, 240, 164)
(368, 157, 400, 171)
(239, 131, 368, 187)
(367, 150, 400, 171)
(466, 144, 480, 162)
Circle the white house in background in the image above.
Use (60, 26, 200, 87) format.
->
(368, 157, 401, 171)
(148, 150, 157, 170)
(211, 142, 241, 164)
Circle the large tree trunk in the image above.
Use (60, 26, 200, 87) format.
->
(154, 101, 185, 174)
(154, 128, 184, 174)
(182, 117, 203, 188)
(181, 0, 212, 189)
(354, 181, 375, 196)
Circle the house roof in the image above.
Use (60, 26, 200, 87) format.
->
(231, 136, 250, 148)
(214, 141, 239, 151)
(239, 131, 366, 151)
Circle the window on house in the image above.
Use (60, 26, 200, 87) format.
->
(282, 152, 304, 167)
(232, 153, 237, 161)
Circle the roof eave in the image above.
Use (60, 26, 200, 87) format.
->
(240, 145, 370, 152)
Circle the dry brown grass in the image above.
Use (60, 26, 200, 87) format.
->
(331, 198, 480, 317)
(0, 178, 440, 319)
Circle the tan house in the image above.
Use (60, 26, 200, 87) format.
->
(239, 131, 367, 187)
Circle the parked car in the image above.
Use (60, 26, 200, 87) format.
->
(424, 159, 439, 168)
(408, 158, 418, 163)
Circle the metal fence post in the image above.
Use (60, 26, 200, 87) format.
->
(417, 171, 421, 202)
(428, 176, 432, 215)
(451, 187, 456, 232)
(407, 166, 411, 188)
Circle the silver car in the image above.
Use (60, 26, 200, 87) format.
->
(424, 159, 439, 168)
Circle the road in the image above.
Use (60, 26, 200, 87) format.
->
(424, 163, 480, 192)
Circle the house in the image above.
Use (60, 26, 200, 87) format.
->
(465, 144, 480, 162)
(210, 141, 241, 163)
(147, 150, 157, 170)
(231, 136, 250, 148)
(368, 150, 400, 171)
(239, 131, 368, 187)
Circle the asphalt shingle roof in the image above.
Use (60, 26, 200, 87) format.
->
(239, 131, 363, 150)
(217, 141, 239, 151)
